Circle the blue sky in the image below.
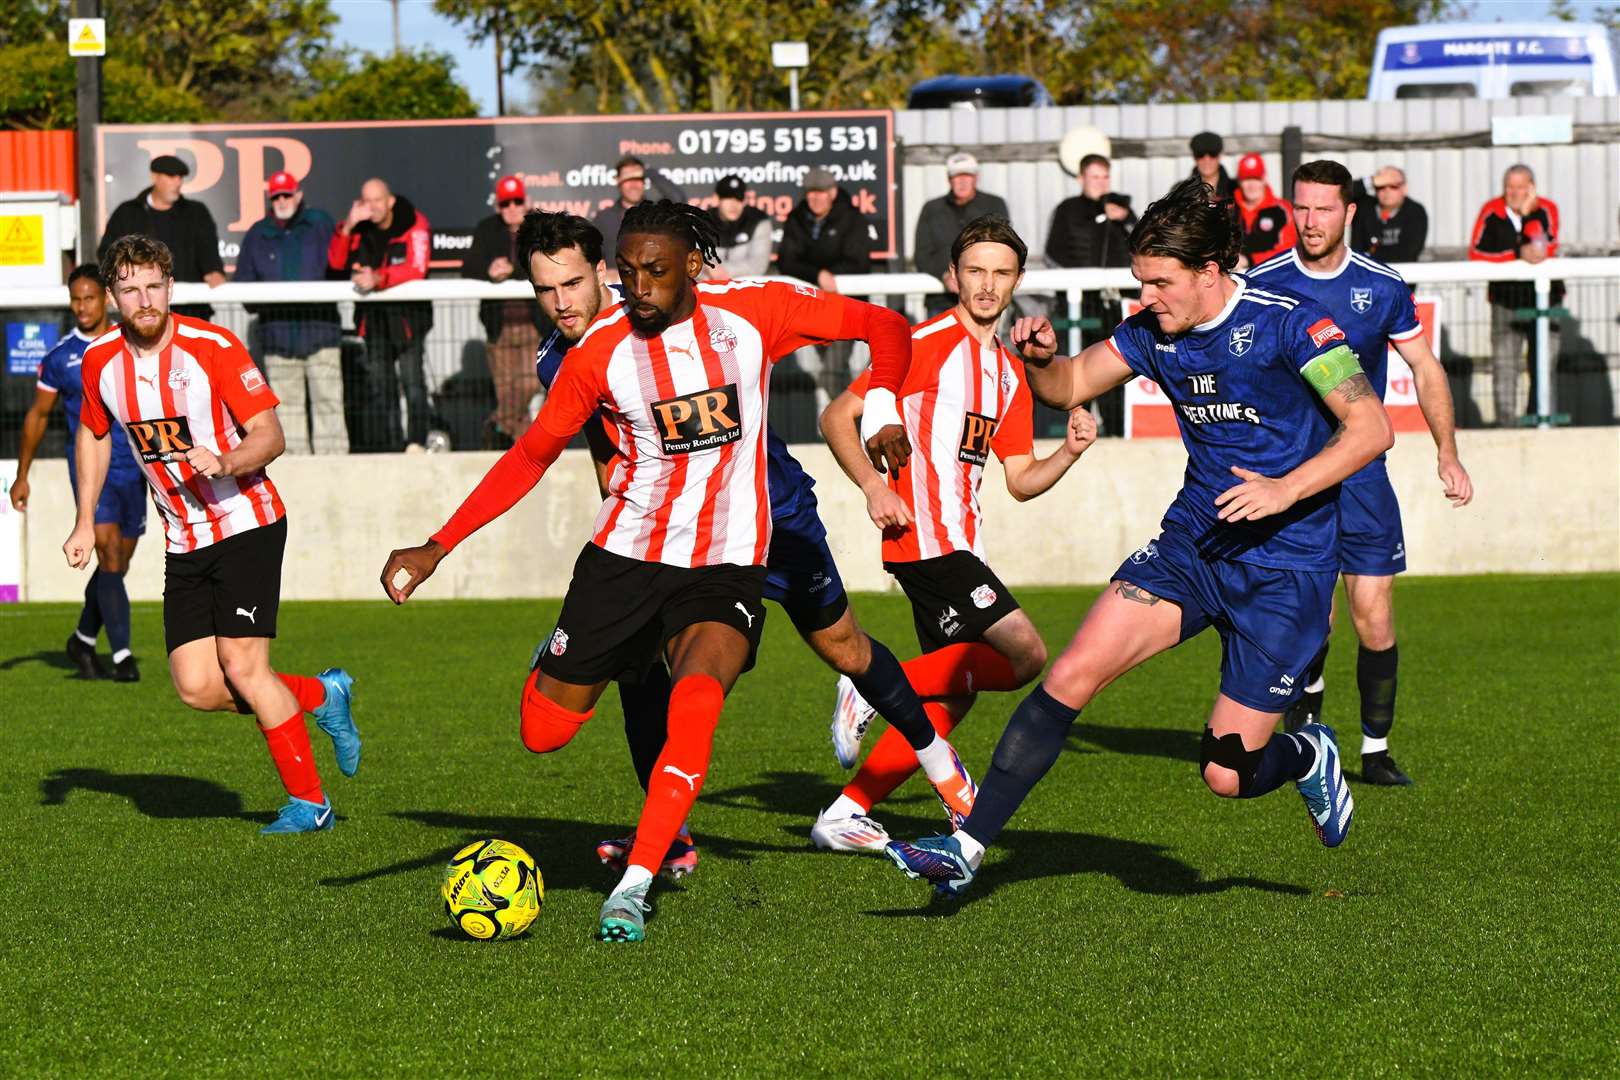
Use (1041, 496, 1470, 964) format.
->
(331, 0, 1613, 117)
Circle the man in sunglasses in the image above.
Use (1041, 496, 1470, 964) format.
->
(234, 170, 347, 455)
(1187, 131, 1235, 204)
(1351, 166, 1427, 265)
(465, 175, 547, 446)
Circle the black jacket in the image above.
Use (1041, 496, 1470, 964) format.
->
(99, 188, 225, 283)
(777, 190, 875, 283)
(1045, 193, 1136, 270)
(1351, 180, 1427, 265)
(1188, 166, 1236, 204)
(462, 213, 545, 340)
(913, 190, 1010, 280)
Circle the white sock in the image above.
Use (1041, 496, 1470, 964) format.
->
(953, 830, 986, 869)
(1303, 675, 1325, 694)
(826, 793, 868, 818)
(111, 648, 131, 664)
(74, 630, 96, 647)
(614, 864, 653, 894)
(1362, 735, 1389, 755)
(913, 734, 959, 784)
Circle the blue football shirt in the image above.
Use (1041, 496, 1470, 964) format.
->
(533, 284, 818, 521)
(36, 328, 141, 482)
(1248, 248, 1422, 485)
(1108, 275, 1355, 572)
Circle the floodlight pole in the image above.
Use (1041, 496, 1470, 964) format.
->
(788, 70, 800, 112)
(771, 41, 808, 113)
(74, 0, 101, 263)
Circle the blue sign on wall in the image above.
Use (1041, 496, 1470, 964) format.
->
(1384, 37, 1594, 70)
(6, 322, 60, 375)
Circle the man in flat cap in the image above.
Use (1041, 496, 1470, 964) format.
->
(100, 153, 226, 316)
(913, 151, 1009, 316)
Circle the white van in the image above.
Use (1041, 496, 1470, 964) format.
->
(1368, 22, 1617, 99)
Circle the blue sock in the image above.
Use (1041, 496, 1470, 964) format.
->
(618, 664, 671, 792)
(76, 570, 103, 641)
(960, 684, 1079, 847)
(850, 638, 936, 752)
(1239, 732, 1316, 798)
(96, 570, 132, 661)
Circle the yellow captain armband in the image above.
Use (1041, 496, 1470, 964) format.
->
(1300, 345, 1363, 399)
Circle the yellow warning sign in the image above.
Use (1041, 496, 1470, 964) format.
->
(0, 216, 46, 266)
(68, 18, 106, 58)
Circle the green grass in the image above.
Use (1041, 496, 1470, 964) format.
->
(3, 575, 1617, 1077)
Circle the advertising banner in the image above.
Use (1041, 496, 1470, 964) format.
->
(97, 111, 897, 271)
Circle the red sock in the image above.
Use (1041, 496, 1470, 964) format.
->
(261, 713, 325, 803)
(519, 668, 592, 752)
(844, 699, 968, 811)
(628, 675, 723, 873)
(277, 673, 325, 713)
(902, 644, 1019, 698)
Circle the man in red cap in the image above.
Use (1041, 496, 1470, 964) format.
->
(463, 174, 546, 445)
(234, 170, 347, 454)
(1232, 153, 1296, 269)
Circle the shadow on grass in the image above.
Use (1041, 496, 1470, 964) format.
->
(39, 767, 271, 823)
(1069, 723, 1202, 764)
(866, 828, 1311, 917)
(1, 649, 89, 678)
(320, 809, 804, 893)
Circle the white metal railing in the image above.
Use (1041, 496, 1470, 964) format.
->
(6, 257, 1618, 430)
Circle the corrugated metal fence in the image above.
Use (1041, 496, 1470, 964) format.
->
(895, 94, 1620, 264)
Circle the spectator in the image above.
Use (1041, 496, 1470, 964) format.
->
(1188, 131, 1235, 204)
(777, 167, 875, 291)
(594, 155, 688, 266)
(1046, 153, 1136, 272)
(1469, 164, 1562, 428)
(1045, 152, 1138, 435)
(1233, 153, 1296, 268)
(99, 153, 224, 317)
(234, 171, 346, 455)
(328, 177, 433, 452)
(705, 176, 774, 278)
(464, 174, 546, 446)
(1351, 165, 1427, 264)
(914, 151, 1009, 315)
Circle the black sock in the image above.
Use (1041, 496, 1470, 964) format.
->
(618, 664, 671, 792)
(1240, 732, 1317, 797)
(850, 637, 936, 752)
(76, 570, 103, 641)
(1357, 643, 1399, 745)
(1305, 639, 1330, 689)
(97, 570, 131, 660)
(960, 684, 1079, 847)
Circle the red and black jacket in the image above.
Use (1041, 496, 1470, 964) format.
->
(1234, 184, 1296, 268)
(328, 195, 434, 341)
(1469, 196, 1562, 309)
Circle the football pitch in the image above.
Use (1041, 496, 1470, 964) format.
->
(5, 574, 1616, 1076)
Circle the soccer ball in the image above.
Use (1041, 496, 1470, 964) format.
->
(441, 839, 543, 940)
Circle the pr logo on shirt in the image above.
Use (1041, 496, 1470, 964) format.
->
(650, 383, 742, 454)
(125, 415, 195, 464)
(1308, 317, 1347, 348)
(240, 367, 267, 394)
(957, 411, 995, 466)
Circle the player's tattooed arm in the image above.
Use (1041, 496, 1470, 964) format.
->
(1332, 373, 1376, 404)
(1115, 582, 1161, 605)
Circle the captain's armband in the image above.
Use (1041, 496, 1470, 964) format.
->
(1300, 345, 1363, 400)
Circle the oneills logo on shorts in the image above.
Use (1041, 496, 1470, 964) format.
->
(125, 415, 195, 464)
(958, 411, 995, 466)
(650, 384, 741, 454)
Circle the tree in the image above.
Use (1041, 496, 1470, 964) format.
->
(0, 41, 210, 129)
(290, 49, 480, 121)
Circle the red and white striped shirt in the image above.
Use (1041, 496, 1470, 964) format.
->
(79, 315, 285, 554)
(850, 310, 1033, 564)
(432, 278, 913, 569)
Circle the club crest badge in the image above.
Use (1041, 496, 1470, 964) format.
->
(1229, 323, 1255, 356)
(1351, 288, 1373, 314)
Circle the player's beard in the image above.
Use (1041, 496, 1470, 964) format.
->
(123, 308, 169, 349)
(627, 303, 673, 337)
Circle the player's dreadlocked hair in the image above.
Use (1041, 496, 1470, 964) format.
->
(618, 199, 721, 268)
(1130, 177, 1242, 273)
